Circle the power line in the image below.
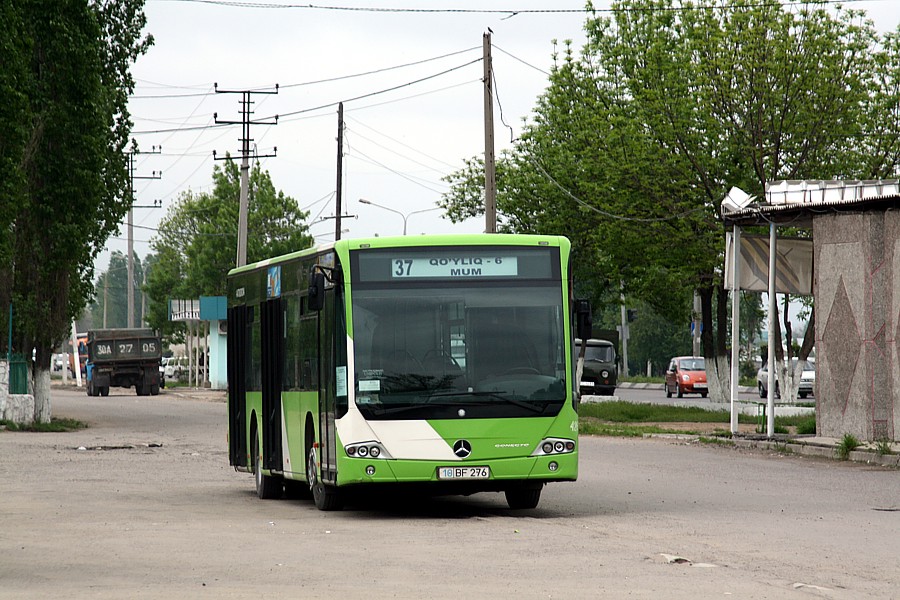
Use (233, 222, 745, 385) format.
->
(131, 57, 481, 134)
(151, 0, 883, 14)
(130, 47, 480, 99)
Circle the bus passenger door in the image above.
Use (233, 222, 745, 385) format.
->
(227, 305, 249, 468)
(318, 288, 338, 484)
(260, 298, 284, 473)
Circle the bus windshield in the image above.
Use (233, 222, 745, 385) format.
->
(351, 282, 566, 420)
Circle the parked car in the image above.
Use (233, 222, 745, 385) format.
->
(165, 356, 189, 380)
(757, 358, 815, 399)
(665, 356, 708, 398)
(159, 357, 167, 389)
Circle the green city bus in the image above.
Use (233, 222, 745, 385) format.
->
(226, 233, 588, 510)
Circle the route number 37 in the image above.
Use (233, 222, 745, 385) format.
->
(394, 259, 413, 277)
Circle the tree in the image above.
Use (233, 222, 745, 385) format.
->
(441, 0, 900, 401)
(145, 157, 314, 340)
(0, 1, 152, 421)
(90, 251, 145, 329)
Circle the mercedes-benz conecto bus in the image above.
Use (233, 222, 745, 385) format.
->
(227, 234, 589, 510)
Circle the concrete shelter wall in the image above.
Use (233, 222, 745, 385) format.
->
(814, 211, 898, 441)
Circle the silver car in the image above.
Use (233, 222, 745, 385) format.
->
(757, 359, 815, 399)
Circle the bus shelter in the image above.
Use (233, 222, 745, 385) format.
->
(722, 180, 900, 442)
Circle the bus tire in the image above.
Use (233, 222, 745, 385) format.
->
(308, 448, 343, 511)
(253, 429, 282, 500)
(505, 486, 542, 510)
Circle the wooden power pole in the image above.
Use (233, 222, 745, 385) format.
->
(483, 31, 497, 233)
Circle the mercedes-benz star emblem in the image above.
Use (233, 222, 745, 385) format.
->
(453, 439, 472, 458)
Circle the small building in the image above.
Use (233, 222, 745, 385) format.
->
(723, 180, 900, 441)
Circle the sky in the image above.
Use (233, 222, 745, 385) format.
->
(101, 0, 900, 276)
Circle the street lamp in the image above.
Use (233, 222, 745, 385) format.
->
(358, 198, 441, 235)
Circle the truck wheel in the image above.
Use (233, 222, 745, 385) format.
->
(86, 381, 94, 397)
(100, 386, 109, 397)
(150, 383, 160, 396)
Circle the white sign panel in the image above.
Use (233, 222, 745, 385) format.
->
(391, 256, 518, 278)
(725, 234, 813, 295)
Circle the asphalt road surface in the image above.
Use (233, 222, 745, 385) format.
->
(1, 387, 897, 599)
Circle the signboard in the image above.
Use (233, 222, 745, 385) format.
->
(354, 246, 557, 283)
(725, 234, 813, 295)
(391, 256, 518, 279)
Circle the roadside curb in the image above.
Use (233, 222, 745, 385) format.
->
(643, 433, 900, 468)
(618, 382, 756, 394)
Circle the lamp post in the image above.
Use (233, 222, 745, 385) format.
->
(358, 199, 441, 235)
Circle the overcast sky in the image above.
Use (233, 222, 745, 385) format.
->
(105, 0, 900, 276)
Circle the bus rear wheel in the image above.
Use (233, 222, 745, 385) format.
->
(253, 430, 282, 500)
(505, 486, 542, 510)
(308, 448, 343, 511)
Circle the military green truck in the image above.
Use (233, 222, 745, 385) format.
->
(576, 332, 619, 396)
(85, 328, 162, 396)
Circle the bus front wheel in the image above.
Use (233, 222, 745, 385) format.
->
(307, 448, 343, 511)
(505, 486, 542, 510)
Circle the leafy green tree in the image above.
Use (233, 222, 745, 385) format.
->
(441, 0, 900, 400)
(145, 157, 314, 341)
(0, 0, 151, 421)
(90, 251, 145, 329)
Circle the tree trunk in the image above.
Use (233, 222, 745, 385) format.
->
(32, 364, 51, 424)
(700, 283, 730, 403)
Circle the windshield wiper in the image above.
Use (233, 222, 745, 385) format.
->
(428, 390, 545, 413)
(369, 400, 459, 416)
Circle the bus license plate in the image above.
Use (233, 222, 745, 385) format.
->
(437, 466, 490, 480)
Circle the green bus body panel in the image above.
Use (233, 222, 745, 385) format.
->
(230, 234, 579, 494)
(333, 414, 578, 486)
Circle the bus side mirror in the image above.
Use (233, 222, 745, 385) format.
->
(308, 271, 326, 312)
(575, 299, 592, 341)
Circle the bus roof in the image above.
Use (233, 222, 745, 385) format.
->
(227, 233, 571, 277)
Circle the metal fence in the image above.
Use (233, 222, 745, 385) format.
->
(8, 353, 28, 394)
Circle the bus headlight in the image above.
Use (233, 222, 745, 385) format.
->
(345, 441, 391, 459)
(532, 437, 576, 456)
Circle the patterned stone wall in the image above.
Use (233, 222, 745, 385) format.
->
(814, 211, 898, 441)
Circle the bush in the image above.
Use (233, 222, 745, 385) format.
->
(835, 433, 860, 460)
(796, 417, 816, 435)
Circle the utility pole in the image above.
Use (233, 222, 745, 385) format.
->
(126, 145, 161, 328)
(214, 84, 279, 268)
(483, 31, 497, 233)
(335, 102, 344, 241)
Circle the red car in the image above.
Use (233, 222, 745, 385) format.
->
(665, 356, 708, 398)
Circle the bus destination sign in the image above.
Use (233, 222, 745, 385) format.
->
(391, 256, 518, 278)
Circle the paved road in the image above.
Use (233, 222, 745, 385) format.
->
(0, 387, 897, 599)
